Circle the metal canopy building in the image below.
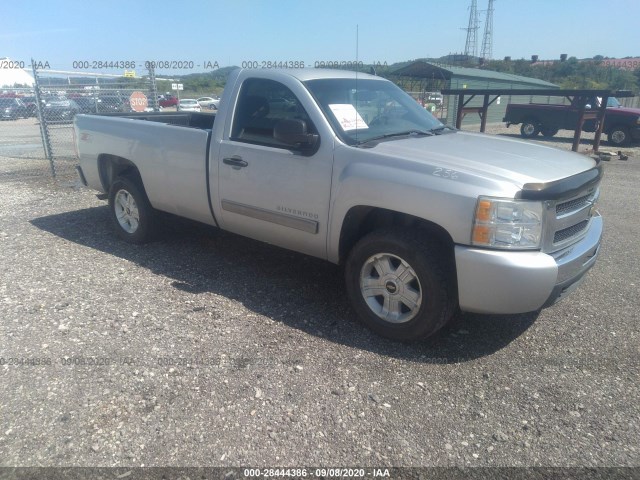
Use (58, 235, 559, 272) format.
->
(392, 60, 559, 125)
(0, 57, 35, 88)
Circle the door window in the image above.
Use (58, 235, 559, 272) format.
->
(231, 78, 315, 148)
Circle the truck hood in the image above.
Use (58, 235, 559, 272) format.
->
(608, 106, 640, 117)
(370, 131, 596, 186)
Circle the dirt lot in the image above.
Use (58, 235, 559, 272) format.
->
(0, 123, 638, 474)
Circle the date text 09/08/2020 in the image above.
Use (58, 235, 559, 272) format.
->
(243, 468, 392, 478)
(17, 59, 391, 70)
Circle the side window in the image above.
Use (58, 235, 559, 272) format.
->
(231, 78, 315, 147)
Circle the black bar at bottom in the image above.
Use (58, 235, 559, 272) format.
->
(0, 467, 637, 480)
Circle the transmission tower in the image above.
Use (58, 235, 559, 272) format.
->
(463, 0, 479, 58)
(481, 0, 495, 60)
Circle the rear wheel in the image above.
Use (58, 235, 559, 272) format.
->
(541, 126, 558, 138)
(345, 229, 456, 341)
(520, 119, 540, 138)
(108, 176, 155, 244)
(608, 126, 631, 147)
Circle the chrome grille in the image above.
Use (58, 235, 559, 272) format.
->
(554, 220, 589, 243)
(556, 194, 591, 216)
(542, 186, 599, 253)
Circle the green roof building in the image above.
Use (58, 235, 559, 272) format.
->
(391, 61, 560, 126)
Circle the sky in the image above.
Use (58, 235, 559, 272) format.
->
(2, 0, 640, 76)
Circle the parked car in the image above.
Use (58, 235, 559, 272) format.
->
(196, 96, 220, 109)
(75, 68, 603, 341)
(159, 95, 178, 108)
(0, 98, 29, 120)
(74, 97, 100, 114)
(503, 96, 640, 146)
(43, 98, 80, 122)
(425, 92, 443, 106)
(98, 95, 129, 113)
(178, 99, 201, 112)
(20, 96, 39, 117)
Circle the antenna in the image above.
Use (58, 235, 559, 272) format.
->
(355, 24, 359, 142)
(356, 24, 359, 66)
(481, 0, 495, 61)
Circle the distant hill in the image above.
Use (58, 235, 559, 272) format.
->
(8, 57, 638, 95)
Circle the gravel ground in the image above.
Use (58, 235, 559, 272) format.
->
(0, 125, 638, 472)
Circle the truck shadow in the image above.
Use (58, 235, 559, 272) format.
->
(31, 206, 540, 364)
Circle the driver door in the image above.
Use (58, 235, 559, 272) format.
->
(216, 78, 333, 259)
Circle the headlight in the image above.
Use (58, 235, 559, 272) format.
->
(472, 197, 544, 249)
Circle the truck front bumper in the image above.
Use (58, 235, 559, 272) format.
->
(454, 215, 602, 314)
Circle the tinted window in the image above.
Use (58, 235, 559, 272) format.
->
(231, 78, 314, 148)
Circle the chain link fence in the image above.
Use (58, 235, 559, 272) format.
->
(0, 61, 158, 180)
(0, 85, 49, 179)
(2, 62, 639, 180)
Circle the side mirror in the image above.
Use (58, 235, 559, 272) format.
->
(274, 119, 318, 148)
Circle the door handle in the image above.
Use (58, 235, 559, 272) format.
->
(223, 156, 248, 168)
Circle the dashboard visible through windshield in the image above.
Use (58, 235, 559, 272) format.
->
(304, 78, 448, 145)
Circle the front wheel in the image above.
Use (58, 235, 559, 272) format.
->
(541, 126, 558, 138)
(344, 230, 456, 341)
(108, 176, 155, 244)
(520, 119, 540, 138)
(608, 126, 631, 147)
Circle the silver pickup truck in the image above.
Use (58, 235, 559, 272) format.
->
(75, 68, 603, 341)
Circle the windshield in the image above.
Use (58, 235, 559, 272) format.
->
(304, 78, 445, 145)
(607, 97, 621, 108)
(47, 100, 70, 106)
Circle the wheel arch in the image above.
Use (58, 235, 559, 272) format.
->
(338, 206, 455, 266)
(98, 154, 145, 193)
(522, 115, 541, 123)
(605, 122, 628, 135)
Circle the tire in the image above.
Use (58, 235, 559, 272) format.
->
(541, 126, 558, 138)
(520, 119, 540, 138)
(608, 126, 631, 147)
(108, 176, 155, 244)
(344, 229, 456, 341)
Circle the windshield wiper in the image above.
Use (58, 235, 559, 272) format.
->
(357, 130, 434, 145)
(429, 125, 456, 134)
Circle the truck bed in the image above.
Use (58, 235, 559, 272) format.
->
(75, 111, 216, 225)
(100, 111, 216, 130)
